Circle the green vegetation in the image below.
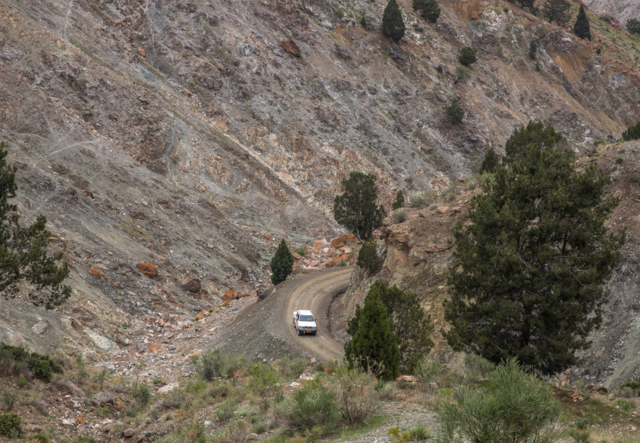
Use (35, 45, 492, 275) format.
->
(628, 19, 640, 36)
(445, 99, 465, 124)
(359, 281, 434, 373)
(413, 0, 440, 23)
(444, 122, 625, 375)
(294, 247, 307, 257)
(0, 344, 64, 382)
(543, 0, 570, 25)
(529, 39, 538, 60)
(334, 171, 386, 241)
(0, 143, 71, 309)
(391, 211, 407, 224)
(356, 240, 383, 275)
(344, 286, 401, 380)
(622, 121, 640, 141)
(382, 0, 405, 42)
(0, 412, 21, 438)
(271, 239, 294, 285)
(392, 190, 405, 210)
(458, 47, 477, 66)
(456, 66, 470, 81)
(437, 359, 561, 443)
(275, 378, 341, 433)
(574, 5, 592, 41)
(480, 147, 500, 174)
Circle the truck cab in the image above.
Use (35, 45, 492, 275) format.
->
(293, 310, 317, 336)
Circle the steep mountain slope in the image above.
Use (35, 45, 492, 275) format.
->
(583, 0, 640, 25)
(2, 0, 640, 360)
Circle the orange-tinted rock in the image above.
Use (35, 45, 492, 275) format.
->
(471, 11, 479, 19)
(114, 398, 126, 411)
(263, 233, 271, 240)
(222, 299, 230, 307)
(148, 344, 161, 353)
(281, 39, 301, 57)
(89, 267, 107, 280)
(292, 252, 302, 260)
(136, 262, 158, 277)
(76, 417, 86, 424)
(194, 310, 210, 320)
(192, 349, 202, 357)
(329, 233, 358, 249)
(325, 261, 336, 268)
(113, 282, 121, 288)
(223, 289, 240, 303)
(137, 47, 145, 57)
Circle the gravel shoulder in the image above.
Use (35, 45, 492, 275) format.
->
(210, 267, 352, 362)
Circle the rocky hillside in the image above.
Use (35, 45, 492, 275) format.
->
(583, 0, 640, 25)
(3, 0, 640, 361)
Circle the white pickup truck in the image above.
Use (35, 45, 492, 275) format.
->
(293, 310, 317, 336)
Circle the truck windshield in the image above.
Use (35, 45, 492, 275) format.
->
(299, 315, 314, 322)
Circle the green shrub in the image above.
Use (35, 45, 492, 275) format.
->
(132, 383, 152, 407)
(615, 399, 634, 413)
(2, 390, 17, 411)
(337, 259, 348, 267)
(409, 191, 437, 208)
(215, 399, 236, 422)
(251, 424, 267, 434)
(391, 211, 407, 224)
(76, 436, 96, 443)
(456, 66, 470, 81)
(445, 99, 465, 124)
(295, 248, 307, 257)
(463, 353, 495, 380)
(408, 425, 430, 440)
(0, 344, 63, 382)
(616, 157, 624, 164)
(16, 378, 29, 388)
(622, 121, 640, 141)
(335, 365, 379, 425)
(274, 378, 340, 433)
(568, 428, 590, 443)
(0, 412, 22, 437)
(436, 359, 561, 443)
(458, 46, 477, 66)
(249, 364, 278, 410)
(357, 240, 383, 274)
(33, 432, 50, 443)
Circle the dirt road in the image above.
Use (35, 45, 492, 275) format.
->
(212, 267, 352, 362)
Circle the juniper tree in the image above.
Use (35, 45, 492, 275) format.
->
(543, 0, 570, 25)
(446, 99, 465, 125)
(382, 0, 405, 42)
(627, 19, 640, 36)
(529, 39, 538, 60)
(344, 289, 401, 380)
(334, 171, 386, 241)
(392, 190, 404, 210)
(622, 121, 640, 141)
(574, 5, 592, 41)
(270, 239, 294, 285)
(443, 122, 625, 375)
(480, 147, 500, 174)
(356, 240, 383, 274)
(459, 46, 477, 66)
(413, 0, 441, 23)
(0, 142, 71, 309)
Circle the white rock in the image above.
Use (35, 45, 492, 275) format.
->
(32, 320, 49, 335)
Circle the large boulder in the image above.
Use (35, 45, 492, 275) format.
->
(181, 278, 201, 293)
(281, 39, 301, 57)
(92, 391, 116, 407)
(32, 320, 49, 335)
(136, 263, 158, 277)
(329, 233, 358, 249)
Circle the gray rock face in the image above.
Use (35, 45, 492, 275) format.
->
(583, 0, 640, 25)
(32, 320, 49, 335)
(92, 391, 116, 407)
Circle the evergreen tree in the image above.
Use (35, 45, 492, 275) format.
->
(270, 239, 294, 285)
(480, 147, 500, 174)
(356, 240, 383, 274)
(368, 280, 434, 373)
(627, 19, 640, 36)
(344, 289, 401, 380)
(392, 190, 404, 210)
(459, 46, 477, 66)
(543, 0, 570, 25)
(519, 0, 536, 10)
(382, 0, 405, 42)
(573, 5, 591, 40)
(529, 39, 538, 60)
(413, 0, 441, 23)
(446, 99, 465, 125)
(0, 142, 71, 309)
(334, 171, 386, 241)
(622, 121, 640, 141)
(443, 123, 625, 376)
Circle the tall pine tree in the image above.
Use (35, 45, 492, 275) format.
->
(270, 239, 294, 285)
(0, 142, 71, 309)
(573, 5, 591, 40)
(480, 147, 500, 174)
(345, 289, 401, 380)
(382, 0, 405, 42)
(543, 0, 570, 25)
(444, 122, 625, 375)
